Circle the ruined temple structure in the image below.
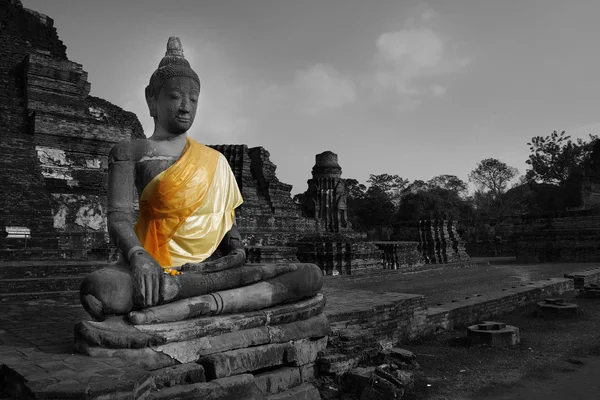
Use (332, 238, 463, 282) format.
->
(391, 219, 469, 264)
(301, 151, 349, 233)
(513, 141, 600, 263)
(0, 0, 144, 261)
(0, 0, 424, 281)
(515, 209, 600, 262)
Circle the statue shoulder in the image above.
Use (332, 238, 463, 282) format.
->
(109, 139, 152, 163)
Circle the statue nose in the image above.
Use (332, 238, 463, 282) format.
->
(180, 98, 191, 112)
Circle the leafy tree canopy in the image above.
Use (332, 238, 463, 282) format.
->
(525, 130, 598, 186)
(468, 158, 519, 199)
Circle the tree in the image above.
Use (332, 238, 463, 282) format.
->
(468, 158, 519, 199)
(396, 175, 472, 222)
(344, 178, 366, 200)
(366, 174, 409, 207)
(351, 186, 396, 233)
(427, 174, 468, 196)
(525, 131, 598, 186)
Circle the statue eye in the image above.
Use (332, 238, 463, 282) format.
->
(170, 93, 181, 100)
(190, 96, 198, 103)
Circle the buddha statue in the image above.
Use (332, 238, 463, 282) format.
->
(79, 37, 323, 325)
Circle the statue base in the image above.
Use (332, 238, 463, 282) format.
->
(74, 294, 329, 398)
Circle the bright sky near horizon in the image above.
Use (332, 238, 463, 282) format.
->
(24, 0, 600, 195)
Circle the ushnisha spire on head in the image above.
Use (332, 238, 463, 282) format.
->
(145, 37, 200, 99)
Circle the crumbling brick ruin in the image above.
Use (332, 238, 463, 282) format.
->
(0, 0, 144, 261)
(0, 0, 442, 277)
(391, 219, 469, 264)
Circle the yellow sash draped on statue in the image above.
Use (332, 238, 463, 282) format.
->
(134, 137, 243, 268)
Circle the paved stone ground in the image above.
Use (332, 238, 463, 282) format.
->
(0, 257, 597, 398)
(326, 257, 600, 305)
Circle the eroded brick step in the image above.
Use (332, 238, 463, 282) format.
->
(0, 262, 109, 278)
(0, 276, 86, 293)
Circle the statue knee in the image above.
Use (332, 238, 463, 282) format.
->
(276, 263, 323, 298)
(80, 267, 134, 321)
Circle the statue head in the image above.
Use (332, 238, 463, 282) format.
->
(145, 37, 201, 134)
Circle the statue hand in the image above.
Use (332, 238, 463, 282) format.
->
(130, 251, 162, 307)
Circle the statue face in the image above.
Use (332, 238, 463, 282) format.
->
(151, 76, 200, 135)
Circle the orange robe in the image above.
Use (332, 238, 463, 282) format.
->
(134, 137, 243, 268)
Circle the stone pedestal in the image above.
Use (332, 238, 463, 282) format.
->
(466, 321, 520, 347)
(74, 294, 329, 398)
(536, 298, 579, 317)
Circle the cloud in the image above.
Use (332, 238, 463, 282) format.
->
(291, 64, 357, 114)
(368, 7, 470, 109)
(431, 85, 447, 97)
(261, 64, 357, 115)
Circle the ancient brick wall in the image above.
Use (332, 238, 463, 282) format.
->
(392, 219, 470, 264)
(515, 209, 600, 262)
(293, 239, 384, 276)
(209, 144, 318, 246)
(0, 0, 143, 260)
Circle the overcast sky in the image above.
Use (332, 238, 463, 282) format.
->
(25, 0, 600, 194)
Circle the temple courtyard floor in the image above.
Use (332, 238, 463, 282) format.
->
(1, 257, 600, 399)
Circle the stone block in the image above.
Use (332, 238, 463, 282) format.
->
(266, 383, 321, 400)
(76, 313, 329, 370)
(254, 366, 302, 395)
(299, 363, 319, 382)
(387, 348, 416, 364)
(150, 363, 205, 389)
(319, 353, 361, 376)
(149, 374, 263, 400)
(201, 343, 289, 379)
(286, 337, 328, 366)
(466, 322, 520, 347)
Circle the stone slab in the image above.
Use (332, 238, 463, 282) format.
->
(150, 363, 206, 390)
(286, 337, 328, 366)
(202, 337, 327, 379)
(149, 374, 264, 400)
(0, 345, 153, 400)
(76, 294, 326, 348)
(76, 313, 330, 370)
(266, 383, 321, 400)
(254, 366, 302, 395)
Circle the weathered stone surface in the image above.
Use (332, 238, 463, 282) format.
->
(319, 353, 362, 376)
(201, 337, 327, 379)
(266, 383, 321, 400)
(76, 313, 330, 369)
(130, 294, 325, 344)
(150, 363, 206, 390)
(515, 209, 600, 262)
(149, 374, 264, 400)
(466, 321, 520, 347)
(536, 298, 579, 317)
(76, 287, 324, 349)
(392, 219, 469, 264)
(286, 337, 328, 366)
(254, 366, 302, 395)
(209, 145, 316, 248)
(201, 343, 289, 379)
(0, 0, 143, 263)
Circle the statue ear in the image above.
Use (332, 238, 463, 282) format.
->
(145, 86, 157, 118)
